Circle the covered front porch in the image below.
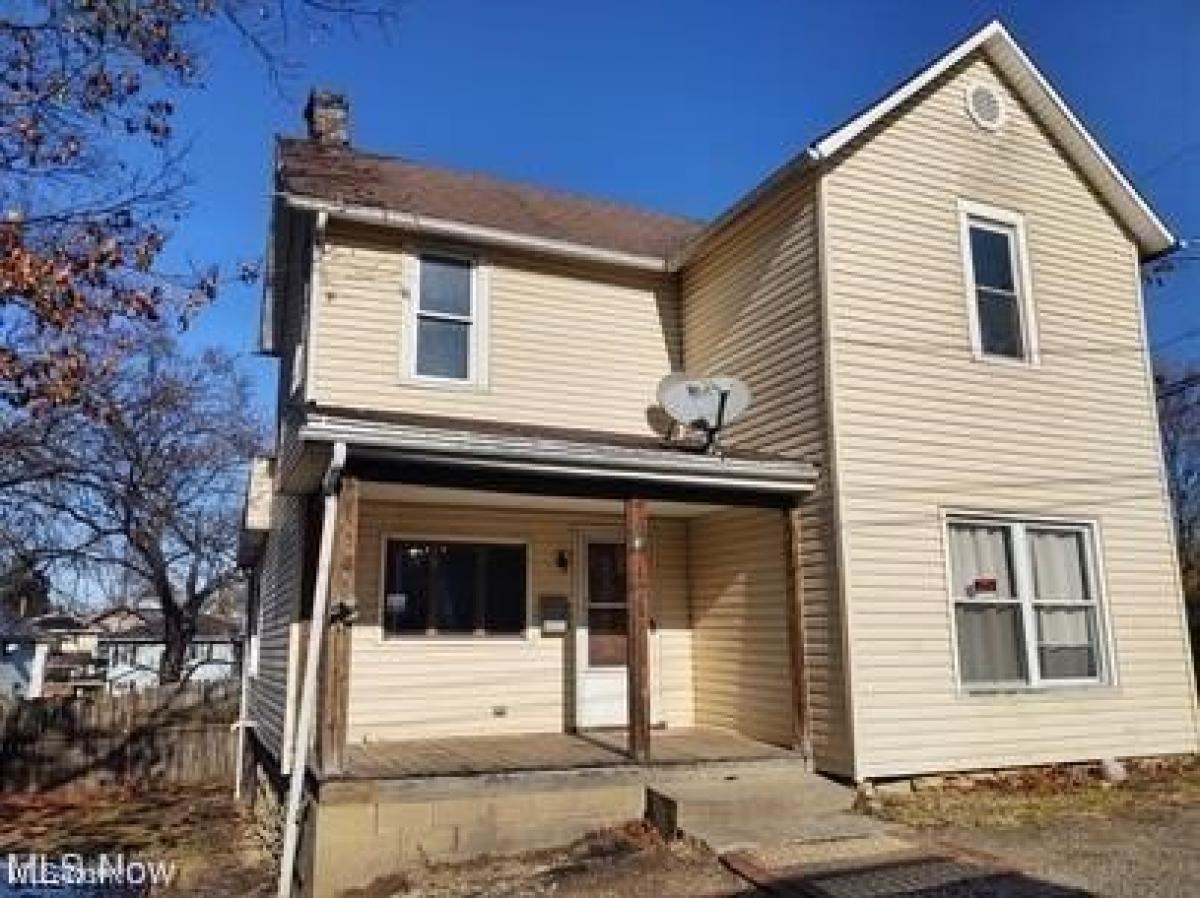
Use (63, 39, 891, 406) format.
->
(292, 409, 818, 782)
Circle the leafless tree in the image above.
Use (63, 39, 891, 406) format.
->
(1, 0, 400, 408)
(1156, 360, 1200, 602)
(4, 333, 265, 681)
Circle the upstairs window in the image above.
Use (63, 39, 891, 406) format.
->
(947, 517, 1108, 690)
(411, 254, 478, 382)
(959, 202, 1037, 363)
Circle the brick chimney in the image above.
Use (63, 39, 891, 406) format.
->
(304, 89, 349, 146)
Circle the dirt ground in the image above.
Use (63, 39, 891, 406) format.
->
(343, 823, 749, 898)
(0, 760, 1197, 897)
(0, 783, 272, 896)
(875, 756, 1200, 897)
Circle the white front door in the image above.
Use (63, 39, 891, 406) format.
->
(576, 536, 629, 728)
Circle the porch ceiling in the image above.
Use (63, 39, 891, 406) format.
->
(357, 482, 725, 517)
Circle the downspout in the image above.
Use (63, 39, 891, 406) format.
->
(277, 441, 347, 898)
(232, 630, 256, 801)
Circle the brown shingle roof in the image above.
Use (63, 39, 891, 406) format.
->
(276, 138, 704, 259)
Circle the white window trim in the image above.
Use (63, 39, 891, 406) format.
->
(957, 199, 1039, 367)
(402, 248, 490, 389)
(376, 532, 532, 643)
(941, 510, 1116, 694)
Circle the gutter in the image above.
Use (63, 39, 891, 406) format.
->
(300, 417, 817, 496)
(281, 193, 674, 274)
(277, 442, 347, 897)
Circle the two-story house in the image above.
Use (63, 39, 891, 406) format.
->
(239, 21, 1199, 896)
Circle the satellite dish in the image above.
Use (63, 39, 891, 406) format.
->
(657, 374, 752, 452)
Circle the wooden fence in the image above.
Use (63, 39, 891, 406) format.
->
(0, 681, 240, 794)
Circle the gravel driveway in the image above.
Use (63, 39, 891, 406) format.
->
(931, 804, 1200, 897)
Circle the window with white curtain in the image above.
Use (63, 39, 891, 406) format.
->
(947, 518, 1107, 688)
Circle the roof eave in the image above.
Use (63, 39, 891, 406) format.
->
(810, 20, 1175, 258)
(280, 192, 675, 274)
(299, 413, 817, 497)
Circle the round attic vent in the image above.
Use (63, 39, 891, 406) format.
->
(965, 81, 1006, 131)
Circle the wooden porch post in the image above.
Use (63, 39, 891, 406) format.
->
(317, 476, 358, 775)
(784, 504, 813, 761)
(625, 497, 651, 763)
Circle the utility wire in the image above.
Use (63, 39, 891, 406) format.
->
(1138, 141, 1200, 181)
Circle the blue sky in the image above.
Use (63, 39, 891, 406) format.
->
(169, 0, 1200, 409)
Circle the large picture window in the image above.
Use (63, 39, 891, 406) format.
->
(947, 517, 1107, 689)
(382, 539, 527, 637)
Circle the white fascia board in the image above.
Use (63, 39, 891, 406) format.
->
(809, 20, 1174, 257)
(812, 21, 1004, 159)
(987, 26, 1175, 255)
(281, 193, 672, 273)
(299, 415, 816, 494)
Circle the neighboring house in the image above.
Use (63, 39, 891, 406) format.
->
(0, 613, 48, 700)
(91, 605, 241, 693)
(240, 21, 1199, 895)
(28, 612, 106, 699)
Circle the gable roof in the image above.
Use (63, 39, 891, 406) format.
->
(681, 20, 1174, 263)
(276, 138, 704, 262)
(271, 17, 1174, 306)
(818, 21, 1173, 256)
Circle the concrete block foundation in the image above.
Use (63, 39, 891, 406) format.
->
(299, 778, 644, 896)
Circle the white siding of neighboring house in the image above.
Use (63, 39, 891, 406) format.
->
(0, 641, 40, 699)
(105, 642, 237, 693)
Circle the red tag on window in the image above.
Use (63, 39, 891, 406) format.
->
(972, 576, 998, 594)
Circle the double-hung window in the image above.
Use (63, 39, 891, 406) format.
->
(947, 517, 1108, 689)
(960, 202, 1036, 363)
(383, 539, 527, 637)
(411, 254, 478, 382)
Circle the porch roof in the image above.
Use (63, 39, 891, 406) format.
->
(300, 407, 817, 501)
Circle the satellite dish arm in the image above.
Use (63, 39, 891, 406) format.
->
(704, 388, 730, 454)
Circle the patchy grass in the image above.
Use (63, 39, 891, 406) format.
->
(872, 756, 1200, 829)
(0, 783, 271, 895)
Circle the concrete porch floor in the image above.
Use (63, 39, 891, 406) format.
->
(336, 726, 797, 780)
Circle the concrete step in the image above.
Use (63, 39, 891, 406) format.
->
(645, 770, 887, 855)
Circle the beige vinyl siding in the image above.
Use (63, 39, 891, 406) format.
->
(311, 221, 679, 436)
(346, 501, 693, 742)
(681, 177, 852, 773)
(822, 55, 1199, 777)
(688, 508, 792, 746)
(249, 493, 306, 763)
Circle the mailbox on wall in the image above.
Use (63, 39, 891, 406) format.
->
(538, 594, 570, 636)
